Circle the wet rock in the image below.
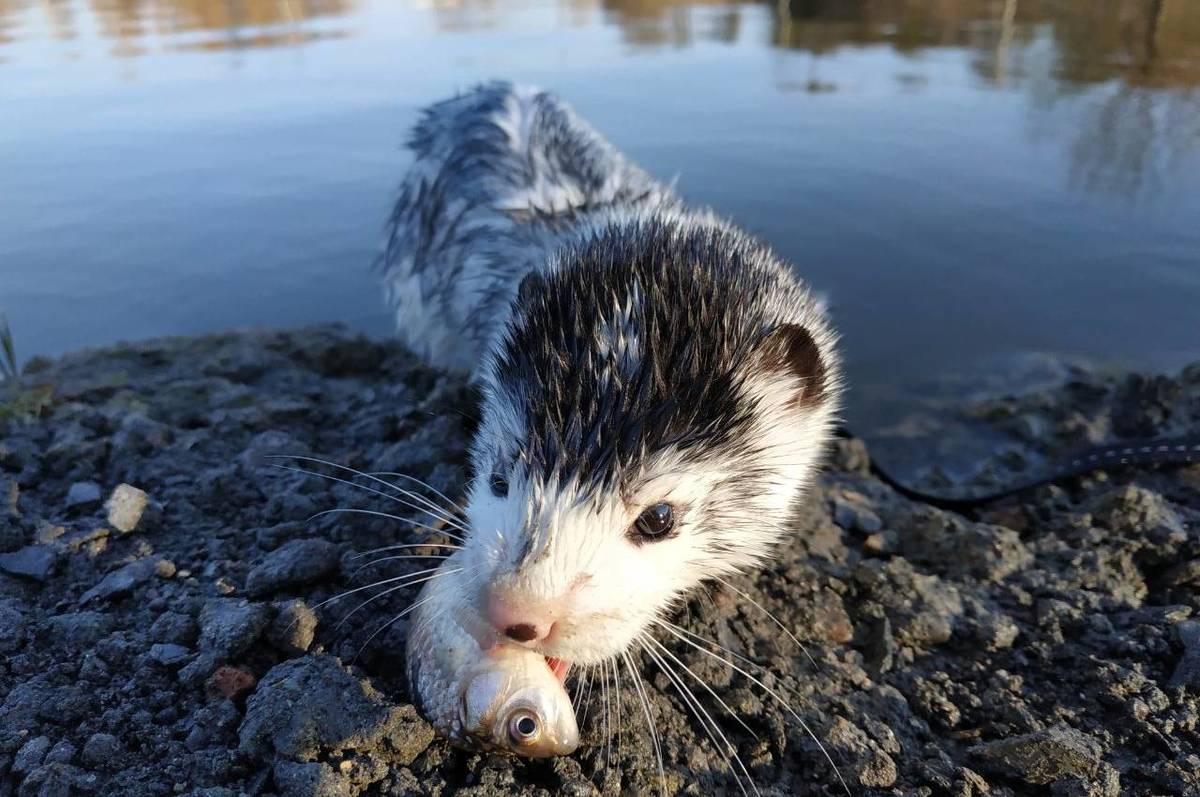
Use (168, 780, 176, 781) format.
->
(104, 483, 157, 533)
(268, 599, 318, 655)
(0, 545, 56, 582)
(80, 733, 122, 771)
(79, 556, 164, 603)
(245, 538, 339, 597)
(272, 760, 352, 797)
(65, 481, 102, 508)
(239, 654, 434, 765)
(971, 725, 1103, 785)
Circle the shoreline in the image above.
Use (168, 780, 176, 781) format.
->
(1, 325, 1197, 796)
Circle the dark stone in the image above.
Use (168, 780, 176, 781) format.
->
(244, 539, 339, 598)
(64, 481, 102, 508)
(239, 654, 433, 764)
(0, 546, 56, 582)
(971, 726, 1103, 785)
(79, 557, 163, 603)
(80, 733, 122, 771)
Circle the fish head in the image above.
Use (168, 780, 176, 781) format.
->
(460, 654, 579, 757)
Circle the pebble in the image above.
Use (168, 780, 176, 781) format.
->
(65, 481, 102, 508)
(105, 483, 153, 533)
(245, 538, 339, 597)
(0, 545, 56, 581)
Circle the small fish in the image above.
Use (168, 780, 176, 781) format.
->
(406, 552, 579, 757)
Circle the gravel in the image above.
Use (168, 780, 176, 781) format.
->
(0, 324, 1197, 796)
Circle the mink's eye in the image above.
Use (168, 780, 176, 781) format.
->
(489, 471, 509, 498)
(631, 503, 675, 542)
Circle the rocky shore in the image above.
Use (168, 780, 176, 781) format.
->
(1, 326, 1197, 796)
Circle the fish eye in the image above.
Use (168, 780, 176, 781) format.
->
(507, 710, 540, 746)
(489, 471, 509, 497)
(630, 502, 675, 542)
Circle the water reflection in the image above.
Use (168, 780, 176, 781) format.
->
(0, 0, 353, 56)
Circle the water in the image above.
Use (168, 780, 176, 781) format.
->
(3, 0, 1199, 433)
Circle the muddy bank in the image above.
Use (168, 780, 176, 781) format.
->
(1, 326, 1198, 796)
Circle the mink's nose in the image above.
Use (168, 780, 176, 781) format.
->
(487, 590, 555, 645)
(504, 623, 541, 643)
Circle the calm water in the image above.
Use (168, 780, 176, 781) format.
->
(2, 0, 1199, 432)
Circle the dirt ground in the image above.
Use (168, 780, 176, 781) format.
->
(1, 326, 1198, 796)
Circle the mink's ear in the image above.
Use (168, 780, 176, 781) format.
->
(516, 270, 547, 306)
(756, 324, 827, 408)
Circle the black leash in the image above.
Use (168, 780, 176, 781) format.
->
(841, 430, 1200, 510)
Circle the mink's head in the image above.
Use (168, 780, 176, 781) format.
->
(459, 214, 840, 665)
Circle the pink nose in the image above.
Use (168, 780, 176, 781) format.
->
(486, 591, 555, 644)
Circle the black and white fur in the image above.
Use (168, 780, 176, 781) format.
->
(382, 82, 841, 668)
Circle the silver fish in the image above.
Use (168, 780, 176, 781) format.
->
(406, 552, 579, 757)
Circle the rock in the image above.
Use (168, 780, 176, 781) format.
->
(859, 750, 898, 788)
(0, 597, 27, 653)
(239, 654, 433, 765)
(148, 611, 198, 645)
(855, 559, 964, 648)
(14, 763, 100, 795)
(205, 665, 257, 702)
(1169, 620, 1200, 689)
(0, 545, 56, 582)
(44, 740, 77, 766)
(268, 599, 318, 655)
(65, 481, 102, 508)
(32, 522, 64, 545)
(80, 733, 122, 770)
(198, 598, 271, 660)
(245, 538, 339, 597)
(272, 760, 352, 797)
(79, 556, 164, 603)
(149, 643, 191, 667)
(972, 725, 1103, 785)
(900, 507, 1033, 582)
(13, 736, 51, 775)
(104, 484, 154, 533)
(1051, 762, 1121, 797)
(42, 611, 115, 648)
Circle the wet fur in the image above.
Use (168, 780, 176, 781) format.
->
(382, 82, 842, 666)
